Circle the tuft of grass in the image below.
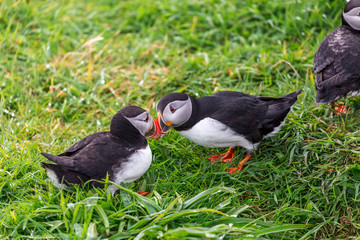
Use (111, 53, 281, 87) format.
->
(1, 184, 308, 239)
(1, 0, 359, 238)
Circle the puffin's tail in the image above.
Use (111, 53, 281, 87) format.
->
(41, 152, 75, 168)
(315, 93, 331, 104)
(282, 89, 303, 102)
(258, 89, 302, 103)
(41, 162, 103, 189)
(259, 89, 302, 137)
(315, 74, 360, 104)
(261, 89, 302, 118)
(41, 163, 88, 187)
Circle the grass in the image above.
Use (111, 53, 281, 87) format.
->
(1, 0, 360, 238)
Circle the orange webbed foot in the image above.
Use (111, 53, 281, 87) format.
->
(228, 167, 241, 174)
(331, 103, 348, 115)
(227, 153, 252, 174)
(137, 191, 151, 196)
(208, 153, 227, 163)
(208, 147, 235, 163)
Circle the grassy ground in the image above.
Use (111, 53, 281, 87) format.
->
(1, 0, 360, 238)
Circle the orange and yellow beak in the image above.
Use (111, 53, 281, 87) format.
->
(145, 118, 161, 139)
(155, 112, 172, 138)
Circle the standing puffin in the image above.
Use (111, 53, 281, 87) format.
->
(314, 0, 360, 114)
(41, 106, 159, 195)
(156, 90, 302, 173)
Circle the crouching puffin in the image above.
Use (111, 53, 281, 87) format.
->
(41, 106, 159, 196)
(155, 90, 302, 173)
(314, 0, 360, 114)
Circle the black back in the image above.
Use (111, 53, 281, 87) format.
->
(314, 1, 360, 103)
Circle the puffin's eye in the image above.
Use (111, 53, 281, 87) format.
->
(170, 106, 176, 113)
(144, 116, 149, 122)
(358, 12, 360, 16)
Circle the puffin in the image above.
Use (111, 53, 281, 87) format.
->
(314, 0, 360, 114)
(155, 90, 302, 173)
(41, 106, 159, 196)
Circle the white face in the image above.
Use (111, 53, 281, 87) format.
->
(125, 111, 154, 137)
(343, 7, 360, 30)
(162, 97, 192, 127)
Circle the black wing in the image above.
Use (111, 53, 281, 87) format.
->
(58, 132, 105, 156)
(41, 132, 137, 180)
(314, 26, 360, 103)
(206, 90, 301, 143)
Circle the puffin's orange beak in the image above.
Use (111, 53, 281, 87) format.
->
(156, 113, 172, 138)
(145, 118, 161, 139)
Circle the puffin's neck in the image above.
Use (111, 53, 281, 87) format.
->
(173, 96, 200, 131)
(110, 114, 147, 147)
(342, 14, 360, 33)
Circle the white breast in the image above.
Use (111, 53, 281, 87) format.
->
(112, 145, 152, 184)
(178, 118, 256, 151)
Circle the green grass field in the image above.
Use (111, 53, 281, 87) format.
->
(1, 0, 360, 239)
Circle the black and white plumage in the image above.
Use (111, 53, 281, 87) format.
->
(156, 90, 302, 173)
(41, 106, 158, 195)
(314, 0, 360, 105)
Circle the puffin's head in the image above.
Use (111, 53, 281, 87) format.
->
(343, 0, 360, 30)
(112, 106, 159, 139)
(156, 93, 193, 138)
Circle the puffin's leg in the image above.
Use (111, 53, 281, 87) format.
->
(208, 147, 235, 163)
(228, 153, 252, 174)
(137, 191, 151, 196)
(331, 102, 348, 115)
